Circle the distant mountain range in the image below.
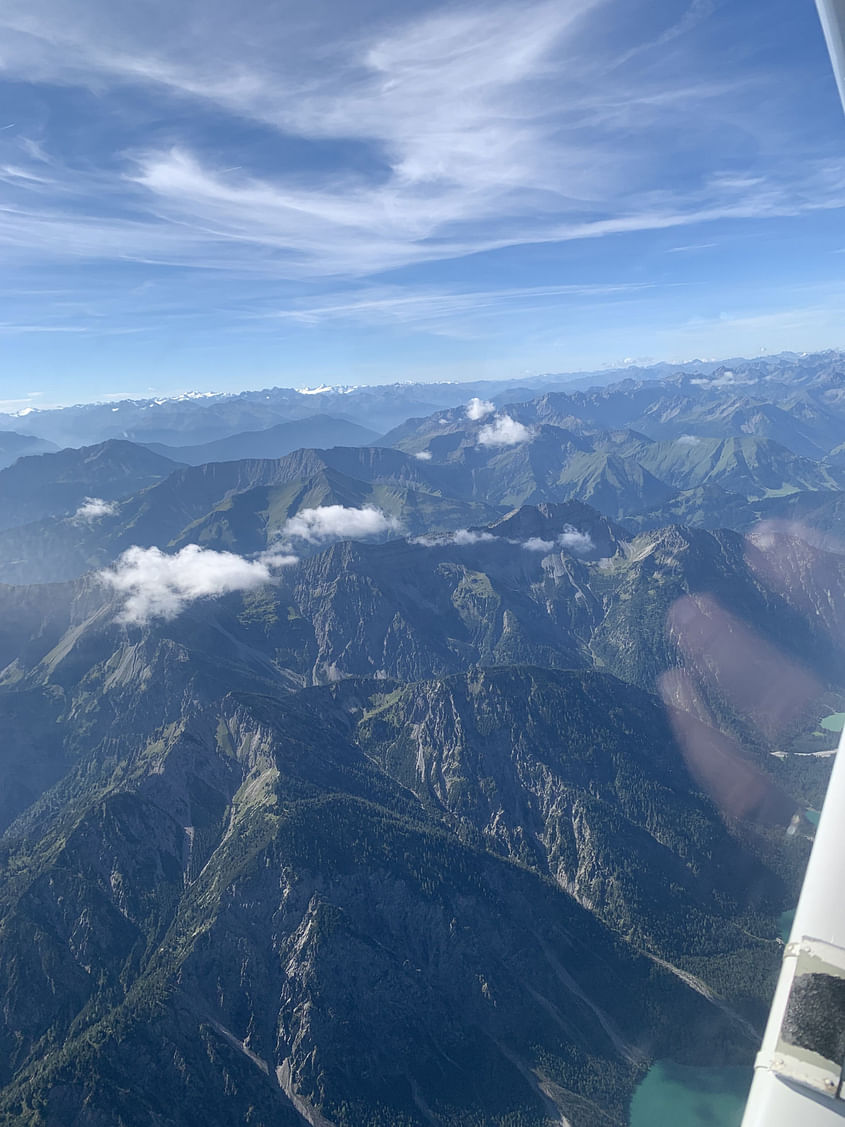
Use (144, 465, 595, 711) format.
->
(2, 350, 844, 1125)
(0, 416, 843, 584)
(4, 349, 841, 448)
(143, 413, 381, 465)
(0, 381, 532, 448)
(0, 429, 57, 469)
(0, 440, 183, 531)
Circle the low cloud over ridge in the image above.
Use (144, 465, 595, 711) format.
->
(477, 415, 532, 447)
(73, 496, 118, 523)
(100, 544, 279, 624)
(411, 529, 496, 547)
(523, 526, 594, 553)
(412, 524, 594, 553)
(466, 397, 495, 421)
(558, 525, 595, 553)
(280, 504, 401, 544)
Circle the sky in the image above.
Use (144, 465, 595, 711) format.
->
(1, 0, 845, 407)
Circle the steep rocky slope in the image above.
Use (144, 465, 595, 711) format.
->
(4, 358, 845, 1124)
(0, 681, 770, 1127)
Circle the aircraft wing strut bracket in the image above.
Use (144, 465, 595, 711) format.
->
(755, 936, 845, 1103)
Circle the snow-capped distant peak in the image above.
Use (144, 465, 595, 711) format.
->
(296, 384, 358, 395)
(13, 407, 37, 416)
(148, 390, 222, 406)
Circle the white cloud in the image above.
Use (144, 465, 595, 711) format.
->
(414, 450, 433, 460)
(73, 496, 118, 522)
(668, 242, 717, 253)
(477, 415, 532, 447)
(280, 504, 400, 543)
(411, 529, 496, 547)
(466, 397, 495, 421)
(689, 369, 754, 388)
(0, 392, 43, 412)
(452, 529, 496, 545)
(0, 4, 602, 276)
(0, 0, 838, 290)
(0, 321, 87, 334)
(676, 433, 701, 445)
(269, 282, 656, 334)
(256, 549, 299, 568)
(558, 525, 594, 553)
(100, 544, 275, 624)
(519, 527, 594, 553)
(1, 0, 844, 372)
(410, 526, 594, 552)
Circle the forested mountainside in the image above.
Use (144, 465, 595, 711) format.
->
(2, 354, 844, 1125)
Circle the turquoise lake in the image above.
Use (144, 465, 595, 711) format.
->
(629, 1061, 751, 1127)
(820, 712, 845, 733)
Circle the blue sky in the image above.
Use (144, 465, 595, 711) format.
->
(1, 0, 845, 407)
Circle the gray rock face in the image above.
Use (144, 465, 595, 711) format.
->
(0, 684, 770, 1126)
(5, 357, 845, 1124)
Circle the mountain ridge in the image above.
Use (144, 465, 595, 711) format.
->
(3, 353, 845, 1124)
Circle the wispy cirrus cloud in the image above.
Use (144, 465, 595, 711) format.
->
(0, 0, 844, 389)
(2, 141, 839, 284)
(117, 149, 845, 278)
(266, 283, 659, 331)
(0, 322, 88, 334)
(0, 1, 606, 275)
(0, 0, 841, 284)
(0, 391, 43, 411)
(667, 242, 717, 253)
